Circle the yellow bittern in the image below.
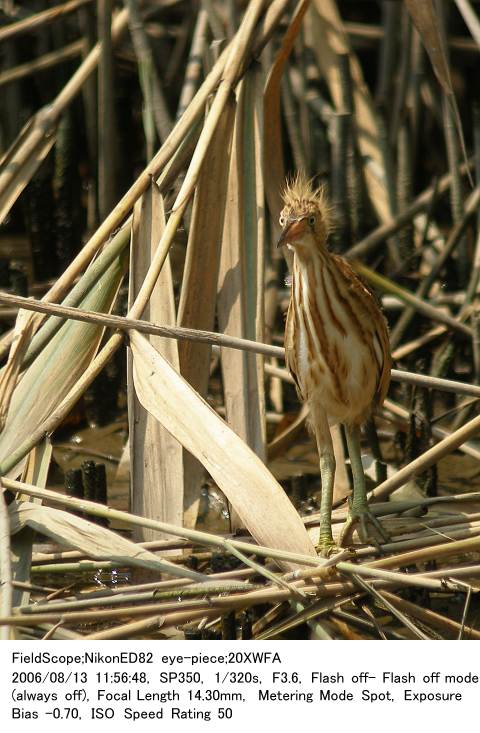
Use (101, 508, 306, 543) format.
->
(278, 174, 392, 555)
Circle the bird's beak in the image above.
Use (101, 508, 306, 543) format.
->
(277, 218, 307, 248)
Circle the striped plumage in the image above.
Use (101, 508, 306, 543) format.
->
(279, 174, 391, 554)
(285, 247, 391, 425)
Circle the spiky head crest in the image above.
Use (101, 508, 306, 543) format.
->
(280, 172, 332, 239)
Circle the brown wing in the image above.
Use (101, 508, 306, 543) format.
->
(373, 312, 392, 407)
(284, 300, 304, 401)
(332, 254, 392, 407)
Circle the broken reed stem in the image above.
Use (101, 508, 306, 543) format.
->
(257, 593, 362, 641)
(379, 590, 480, 640)
(389, 184, 480, 348)
(0, 8, 129, 209)
(382, 397, 480, 461)
(128, 0, 268, 322)
(350, 575, 429, 640)
(124, 0, 173, 144)
(354, 262, 472, 338)
(331, 492, 480, 521)
(0, 566, 466, 628)
(335, 562, 464, 593)
(176, 9, 209, 118)
(0, 289, 283, 356)
(0, 40, 84, 88)
(370, 535, 480, 569)
(0, 0, 94, 43)
(369, 410, 480, 501)
(0, 3, 280, 475)
(3, 287, 480, 489)
(82, 616, 175, 640)
(0, 561, 470, 628)
(97, 0, 116, 220)
(18, 582, 261, 615)
(346, 160, 472, 259)
(351, 525, 480, 561)
(0, 0, 289, 359)
(2, 289, 480, 400)
(32, 538, 189, 562)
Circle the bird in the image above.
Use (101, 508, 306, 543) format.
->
(278, 173, 392, 556)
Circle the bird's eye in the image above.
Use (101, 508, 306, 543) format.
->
(279, 215, 285, 227)
(308, 216, 316, 227)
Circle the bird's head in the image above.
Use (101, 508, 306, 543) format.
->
(277, 173, 332, 256)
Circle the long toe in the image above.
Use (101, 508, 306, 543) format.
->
(338, 517, 356, 548)
(340, 509, 390, 548)
(359, 511, 390, 545)
(316, 539, 342, 558)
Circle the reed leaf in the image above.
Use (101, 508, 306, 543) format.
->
(22, 222, 131, 369)
(0, 250, 127, 477)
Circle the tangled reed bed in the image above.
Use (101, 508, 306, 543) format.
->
(1, 0, 480, 639)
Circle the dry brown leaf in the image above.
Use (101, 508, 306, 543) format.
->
(0, 309, 36, 431)
(11, 440, 52, 612)
(9, 501, 202, 581)
(130, 330, 316, 567)
(264, 0, 310, 240)
(0, 109, 57, 224)
(177, 96, 236, 527)
(404, 0, 469, 179)
(218, 68, 267, 483)
(308, 0, 391, 223)
(404, 0, 453, 96)
(128, 180, 183, 542)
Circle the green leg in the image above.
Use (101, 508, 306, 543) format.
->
(312, 407, 339, 557)
(318, 448, 336, 551)
(339, 424, 389, 547)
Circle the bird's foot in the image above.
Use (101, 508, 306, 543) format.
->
(316, 538, 342, 558)
(339, 502, 390, 548)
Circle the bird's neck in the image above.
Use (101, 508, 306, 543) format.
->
(292, 247, 333, 304)
(293, 246, 329, 274)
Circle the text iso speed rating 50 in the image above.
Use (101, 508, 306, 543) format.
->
(2, 643, 480, 731)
